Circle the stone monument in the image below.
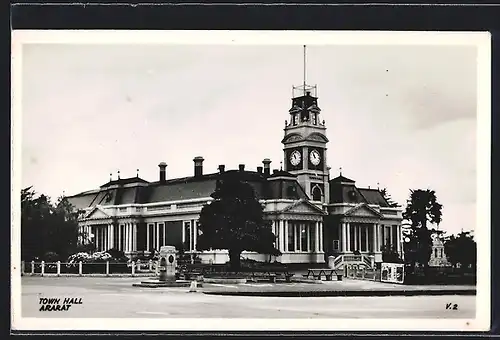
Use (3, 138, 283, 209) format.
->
(132, 245, 199, 288)
(159, 245, 176, 282)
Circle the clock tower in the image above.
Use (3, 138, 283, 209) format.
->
(282, 83, 329, 203)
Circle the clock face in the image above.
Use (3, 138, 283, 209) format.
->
(290, 150, 301, 166)
(309, 149, 321, 166)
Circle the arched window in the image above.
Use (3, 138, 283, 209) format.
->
(312, 186, 322, 201)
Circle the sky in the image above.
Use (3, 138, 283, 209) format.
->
(19, 40, 479, 236)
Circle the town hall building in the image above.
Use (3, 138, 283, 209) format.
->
(67, 83, 403, 269)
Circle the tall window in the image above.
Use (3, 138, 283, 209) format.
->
(312, 186, 322, 201)
(300, 225, 308, 252)
(183, 221, 192, 251)
(360, 227, 367, 252)
(392, 225, 398, 248)
(158, 223, 165, 248)
(309, 224, 316, 251)
(120, 224, 125, 251)
(384, 226, 391, 247)
(287, 223, 295, 251)
(147, 223, 154, 251)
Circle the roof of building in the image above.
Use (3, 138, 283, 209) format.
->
(328, 174, 390, 207)
(66, 168, 310, 211)
(330, 175, 356, 183)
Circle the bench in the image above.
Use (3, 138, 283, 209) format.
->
(305, 268, 341, 281)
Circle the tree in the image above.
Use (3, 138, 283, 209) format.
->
(380, 188, 400, 208)
(402, 189, 443, 268)
(21, 186, 83, 261)
(444, 231, 476, 270)
(381, 244, 403, 263)
(197, 173, 281, 271)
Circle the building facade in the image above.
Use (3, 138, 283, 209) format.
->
(67, 83, 403, 267)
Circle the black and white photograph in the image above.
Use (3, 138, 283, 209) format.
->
(11, 30, 491, 331)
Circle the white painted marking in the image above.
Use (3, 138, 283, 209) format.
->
(209, 284, 238, 288)
(136, 311, 171, 315)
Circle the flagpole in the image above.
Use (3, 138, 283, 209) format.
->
(303, 45, 307, 90)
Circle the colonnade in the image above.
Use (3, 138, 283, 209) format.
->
(271, 219, 324, 253)
(339, 222, 402, 253)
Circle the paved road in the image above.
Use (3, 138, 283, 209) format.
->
(21, 277, 475, 319)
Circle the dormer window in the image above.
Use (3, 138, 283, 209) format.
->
(287, 185, 298, 199)
(293, 114, 298, 126)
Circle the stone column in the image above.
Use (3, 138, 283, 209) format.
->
(279, 220, 284, 251)
(132, 223, 137, 252)
(353, 224, 357, 251)
(396, 225, 402, 253)
(319, 221, 323, 252)
(315, 221, 320, 252)
(346, 222, 351, 252)
(378, 224, 383, 251)
(109, 224, 114, 249)
(341, 222, 346, 252)
(372, 224, 378, 253)
(131, 223, 135, 252)
(193, 221, 197, 251)
(284, 220, 288, 252)
(146, 224, 150, 252)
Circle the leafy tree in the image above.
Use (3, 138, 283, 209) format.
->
(444, 231, 476, 270)
(21, 186, 83, 261)
(380, 188, 400, 208)
(402, 189, 443, 268)
(197, 173, 281, 270)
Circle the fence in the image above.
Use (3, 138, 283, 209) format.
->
(21, 260, 159, 277)
(344, 264, 381, 282)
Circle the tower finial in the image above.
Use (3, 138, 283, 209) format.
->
(117, 170, 120, 180)
(339, 166, 342, 176)
(136, 169, 139, 178)
(280, 161, 283, 171)
(303, 45, 307, 89)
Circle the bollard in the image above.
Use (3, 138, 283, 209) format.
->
(131, 261, 135, 277)
(78, 261, 83, 276)
(41, 261, 45, 276)
(31, 261, 35, 275)
(106, 261, 110, 276)
(57, 261, 61, 277)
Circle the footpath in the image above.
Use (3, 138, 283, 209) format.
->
(202, 278, 476, 297)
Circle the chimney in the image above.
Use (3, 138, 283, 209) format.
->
(239, 164, 245, 172)
(158, 162, 167, 183)
(257, 166, 263, 174)
(262, 158, 271, 176)
(193, 156, 204, 177)
(218, 164, 225, 174)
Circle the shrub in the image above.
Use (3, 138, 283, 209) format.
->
(43, 251, 60, 262)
